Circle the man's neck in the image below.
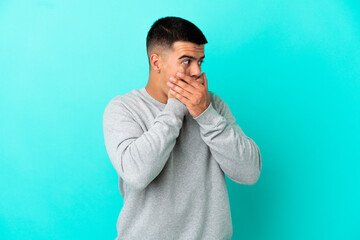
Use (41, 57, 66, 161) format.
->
(145, 72, 168, 104)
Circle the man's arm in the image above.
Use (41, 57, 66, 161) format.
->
(193, 92, 262, 185)
(103, 97, 187, 191)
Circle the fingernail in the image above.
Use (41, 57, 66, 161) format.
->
(177, 72, 182, 77)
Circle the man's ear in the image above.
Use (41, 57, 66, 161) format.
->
(150, 53, 161, 73)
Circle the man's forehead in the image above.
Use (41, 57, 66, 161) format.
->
(172, 41, 205, 55)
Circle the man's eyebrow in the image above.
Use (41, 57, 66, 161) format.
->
(178, 55, 205, 60)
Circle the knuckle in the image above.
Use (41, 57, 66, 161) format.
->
(194, 96, 201, 105)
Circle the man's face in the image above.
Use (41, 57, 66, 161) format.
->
(160, 41, 205, 93)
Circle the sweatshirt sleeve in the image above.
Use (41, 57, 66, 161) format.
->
(103, 97, 187, 191)
(193, 92, 262, 185)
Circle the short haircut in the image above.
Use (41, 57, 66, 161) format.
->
(146, 16, 208, 58)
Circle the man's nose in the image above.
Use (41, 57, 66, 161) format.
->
(190, 64, 201, 79)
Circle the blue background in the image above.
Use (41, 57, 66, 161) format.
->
(1, 0, 359, 239)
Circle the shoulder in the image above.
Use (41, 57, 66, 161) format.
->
(209, 90, 226, 103)
(105, 89, 142, 108)
(208, 90, 238, 125)
(209, 90, 229, 114)
(103, 89, 142, 117)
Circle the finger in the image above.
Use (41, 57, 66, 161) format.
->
(203, 72, 208, 90)
(168, 77, 194, 100)
(176, 72, 202, 89)
(169, 89, 191, 106)
(170, 75, 197, 95)
(196, 75, 204, 85)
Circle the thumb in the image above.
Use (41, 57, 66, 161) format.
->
(203, 72, 208, 90)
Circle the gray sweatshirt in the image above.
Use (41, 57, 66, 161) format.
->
(103, 87, 262, 240)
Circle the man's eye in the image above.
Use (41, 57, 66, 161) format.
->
(183, 60, 190, 65)
(198, 61, 203, 66)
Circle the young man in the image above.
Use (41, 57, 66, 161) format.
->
(103, 16, 262, 240)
